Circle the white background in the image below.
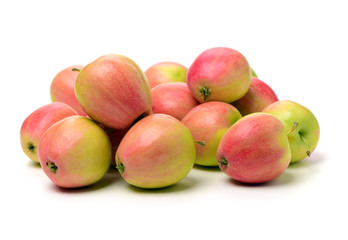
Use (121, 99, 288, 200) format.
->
(1, 0, 347, 239)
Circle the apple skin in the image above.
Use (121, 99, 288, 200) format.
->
(145, 62, 187, 89)
(217, 113, 291, 184)
(151, 82, 200, 120)
(50, 65, 86, 116)
(182, 102, 242, 166)
(251, 68, 257, 78)
(262, 100, 320, 163)
(232, 77, 279, 116)
(75, 54, 152, 129)
(38, 116, 112, 188)
(115, 114, 196, 189)
(20, 102, 78, 163)
(187, 47, 252, 103)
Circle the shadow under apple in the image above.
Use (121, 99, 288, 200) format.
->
(50, 167, 122, 193)
(127, 175, 199, 194)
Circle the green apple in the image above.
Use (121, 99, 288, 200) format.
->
(263, 100, 320, 163)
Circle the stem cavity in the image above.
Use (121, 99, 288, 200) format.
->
(28, 143, 36, 153)
(194, 140, 206, 146)
(218, 157, 228, 167)
(46, 161, 58, 173)
(199, 86, 210, 101)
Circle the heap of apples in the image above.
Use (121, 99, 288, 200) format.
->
(20, 47, 320, 189)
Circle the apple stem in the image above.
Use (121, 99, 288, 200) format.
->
(287, 122, 299, 136)
(71, 68, 81, 72)
(199, 86, 210, 101)
(194, 140, 206, 146)
(115, 158, 125, 174)
(299, 134, 311, 157)
(218, 157, 228, 167)
(46, 161, 58, 173)
(28, 143, 36, 153)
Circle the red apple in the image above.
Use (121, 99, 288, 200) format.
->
(232, 77, 279, 116)
(187, 47, 252, 103)
(182, 102, 242, 166)
(38, 116, 112, 188)
(75, 54, 152, 129)
(145, 62, 187, 89)
(151, 82, 199, 120)
(20, 102, 78, 163)
(115, 114, 196, 189)
(217, 113, 291, 184)
(50, 65, 86, 116)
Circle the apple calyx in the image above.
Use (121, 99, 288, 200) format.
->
(199, 86, 210, 101)
(218, 157, 228, 167)
(46, 161, 58, 173)
(194, 140, 206, 146)
(28, 143, 36, 153)
(71, 68, 81, 72)
(116, 158, 125, 174)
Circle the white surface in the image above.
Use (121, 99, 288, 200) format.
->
(1, 1, 347, 239)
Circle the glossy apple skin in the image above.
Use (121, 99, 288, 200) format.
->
(151, 82, 200, 120)
(217, 113, 291, 184)
(50, 65, 86, 116)
(187, 47, 252, 103)
(145, 62, 187, 89)
(263, 100, 320, 163)
(232, 77, 279, 116)
(38, 116, 112, 188)
(116, 114, 195, 189)
(182, 102, 242, 166)
(20, 102, 78, 163)
(75, 54, 152, 129)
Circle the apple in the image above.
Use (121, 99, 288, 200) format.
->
(187, 47, 252, 103)
(75, 54, 152, 129)
(151, 82, 199, 120)
(50, 65, 87, 116)
(182, 102, 242, 166)
(251, 68, 258, 78)
(115, 114, 196, 189)
(217, 113, 291, 184)
(38, 116, 112, 188)
(20, 102, 77, 163)
(232, 77, 278, 116)
(145, 62, 187, 88)
(263, 100, 320, 163)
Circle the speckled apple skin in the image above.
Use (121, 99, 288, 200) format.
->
(20, 102, 78, 163)
(50, 65, 86, 116)
(263, 100, 320, 163)
(145, 62, 187, 89)
(75, 54, 152, 129)
(233, 77, 279, 116)
(187, 47, 252, 103)
(182, 102, 242, 166)
(217, 113, 291, 184)
(116, 114, 195, 189)
(151, 82, 199, 120)
(38, 116, 112, 188)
